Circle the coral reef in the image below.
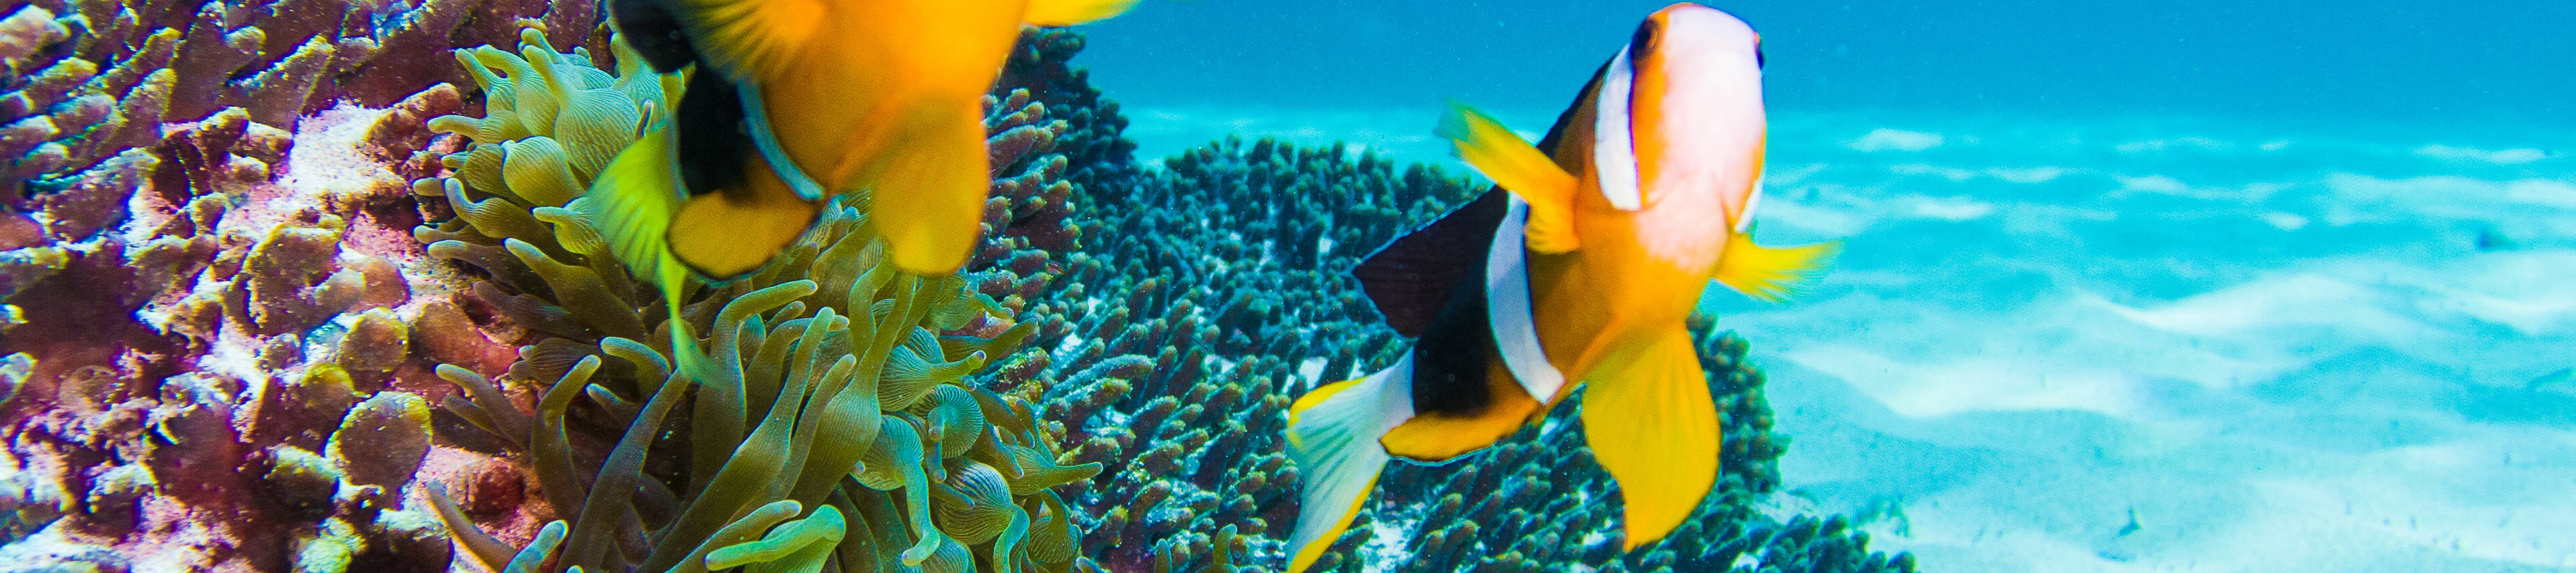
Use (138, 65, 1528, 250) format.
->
(1014, 134, 1478, 573)
(1018, 131, 1914, 572)
(0, 0, 594, 199)
(1002, 55, 1917, 567)
(0, 3, 1924, 571)
(0, 0, 580, 569)
(1347, 323, 1914, 573)
(0, 78, 477, 570)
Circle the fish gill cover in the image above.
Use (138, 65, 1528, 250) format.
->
(0, 3, 1908, 573)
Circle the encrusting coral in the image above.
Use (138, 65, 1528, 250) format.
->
(0, 0, 597, 568)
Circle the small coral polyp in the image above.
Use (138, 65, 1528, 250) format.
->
(413, 28, 1099, 573)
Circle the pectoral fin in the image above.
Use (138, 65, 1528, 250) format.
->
(1580, 326, 1717, 549)
(580, 114, 713, 382)
(862, 102, 990, 275)
(1023, 0, 1136, 25)
(1711, 228, 1836, 302)
(1438, 102, 1580, 253)
(584, 116, 688, 286)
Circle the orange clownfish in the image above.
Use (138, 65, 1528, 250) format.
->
(591, 0, 1136, 278)
(581, 0, 1133, 372)
(1282, 4, 1835, 571)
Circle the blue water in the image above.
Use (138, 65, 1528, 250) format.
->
(1077, 3, 2576, 572)
(1079, 0, 2576, 127)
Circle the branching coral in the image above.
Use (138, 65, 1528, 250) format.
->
(1336, 321, 1911, 573)
(410, 28, 1102, 573)
(1001, 134, 1478, 573)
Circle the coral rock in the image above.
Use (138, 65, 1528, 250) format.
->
(326, 391, 431, 490)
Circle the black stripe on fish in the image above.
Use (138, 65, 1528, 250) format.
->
(1408, 264, 1498, 418)
(1358, 52, 1626, 415)
(675, 67, 753, 200)
(610, 0, 696, 73)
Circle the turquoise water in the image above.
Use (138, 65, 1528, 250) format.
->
(1085, 3, 2576, 572)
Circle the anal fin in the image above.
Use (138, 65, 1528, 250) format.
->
(669, 158, 821, 279)
(1580, 326, 1718, 549)
(1382, 360, 1541, 461)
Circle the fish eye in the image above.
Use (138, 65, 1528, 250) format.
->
(1628, 19, 1659, 60)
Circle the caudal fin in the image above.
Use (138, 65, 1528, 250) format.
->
(1580, 326, 1718, 549)
(1284, 357, 1417, 573)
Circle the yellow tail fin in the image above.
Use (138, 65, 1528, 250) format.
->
(864, 102, 989, 275)
(1436, 102, 1580, 254)
(1580, 326, 1717, 549)
(1283, 360, 1417, 573)
(1712, 229, 1836, 302)
(1023, 0, 1137, 26)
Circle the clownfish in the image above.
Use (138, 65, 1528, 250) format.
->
(592, 0, 1135, 278)
(1282, 4, 1835, 570)
(581, 0, 1133, 373)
